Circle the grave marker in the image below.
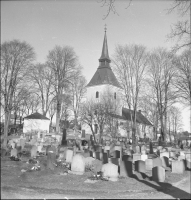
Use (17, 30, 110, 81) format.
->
(70, 154, 85, 175)
(133, 153, 141, 163)
(135, 160, 146, 173)
(152, 166, 165, 182)
(153, 157, 162, 168)
(145, 159, 153, 170)
(141, 154, 148, 161)
(172, 160, 186, 174)
(160, 152, 169, 158)
(160, 156, 170, 168)
(119, 160, 133, 177)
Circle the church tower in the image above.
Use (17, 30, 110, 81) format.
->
(86, 27, 122, 114)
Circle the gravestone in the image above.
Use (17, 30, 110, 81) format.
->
(135, 160, 146, 173)
(178, 155, 185, 161)
(20, 138, 26, 150)
(70, 154, 85, 175)
(141, 145, 146, 153)
(82, 130, 85, 138)
(95, 152, 103, 161)
(101, 163, 119, 181)
(110, 143, 115, 157)
(61, 129, 67, 145)
(149, 142, 153, 154)
(172, 160, 186, 174)
(119, 160, 133, 177)
(66, 149, 74, 163)
(152, 166, 165, 182)
(160, 156, 170, 168)
(133, 153, 141, 163)
(157, 146, 163, 151)
(89, 150, 94, 157)
(141, 150, 146, 155)
(113, 150, 120, 158)
(186, 160, 191, 169)
(110, 158, 119, 166)
(104, 146, 110, 151)
(160, 152, 169, 158)
(31, 145, 37, 158)
(153, 157, 162, 168)
(135, 146, 140, 153)
(180, 151, 185, 159)
(122, 155, 132, 162)
(169, 151, 176, 158)
(11, 148, 18, 157)
(185, 152, 191, 161)
(47, 150, 56, 170)
(103, 152, 108, 164)
(141, 154, 148, 161)
(145, 159, 153, 170)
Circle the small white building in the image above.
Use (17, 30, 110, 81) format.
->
(23, 112, 50, 133)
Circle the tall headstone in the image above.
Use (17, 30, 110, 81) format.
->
(113, 150, 120, 158)
(82, 130, 86, 138)
(153, 157, 162, 168)
(133, 153, 141, 163)
(161, 156, 170, 168)
(103, 152, 108, 164)
(31, 145, 37, 158)
(66, 149, 74, 163)
(110, 158, 119, 166)
(152, 166, 165, 182)
(145, 159, 153, 170)
(172, 160, 186, 174)
(122, 155, 132, 162)
(119, 160, 133, 177)
(11, 148, 18, 157)
(149, 142, 153, 154)
(136, 146, 140, 154)
(61, 129, 67, 146)
(135, 160, 146, 173)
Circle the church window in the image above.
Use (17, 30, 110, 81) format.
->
(96, 91, 99, 98)
(114, 92, 116, 99)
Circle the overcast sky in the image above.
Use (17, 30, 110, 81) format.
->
(1, 0, 190, 131)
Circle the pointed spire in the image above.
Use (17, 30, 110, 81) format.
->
(99, 25, 111, 63)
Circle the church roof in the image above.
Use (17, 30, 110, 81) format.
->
(86, 28, 121, 89)
(24, 112, 50, 120)
(122, 108, 153, 126)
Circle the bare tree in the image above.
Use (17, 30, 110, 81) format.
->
(1, 40, 35, 148)
(28, 63, 55, 116)
(98, 0, 132, 19)
(47, 46, 79, 134)
(147, 48, 177, 141)
(69, 70, 87, 131)
(80, 89, 119, 143)
(167, 106, 183, 140)
(175, 49, 191, 132)
(167, 0, 191, 52)
(112, 44, 148, 144)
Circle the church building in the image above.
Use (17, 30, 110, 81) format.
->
(82, 28, 153, 140)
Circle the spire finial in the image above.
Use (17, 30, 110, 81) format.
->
(104, 24, 107, 33)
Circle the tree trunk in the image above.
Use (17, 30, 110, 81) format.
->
(56, 100, 61, 134)
(3, 111, 11, 149)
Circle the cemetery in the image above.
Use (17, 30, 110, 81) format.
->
(1, 128, 191, 199)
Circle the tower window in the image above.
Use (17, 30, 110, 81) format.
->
(114, 92, 116, 99)
(96, 91, 99, 98)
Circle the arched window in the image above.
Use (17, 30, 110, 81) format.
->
(96, 91, 99, 98)
(114, 92, 116, 99)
